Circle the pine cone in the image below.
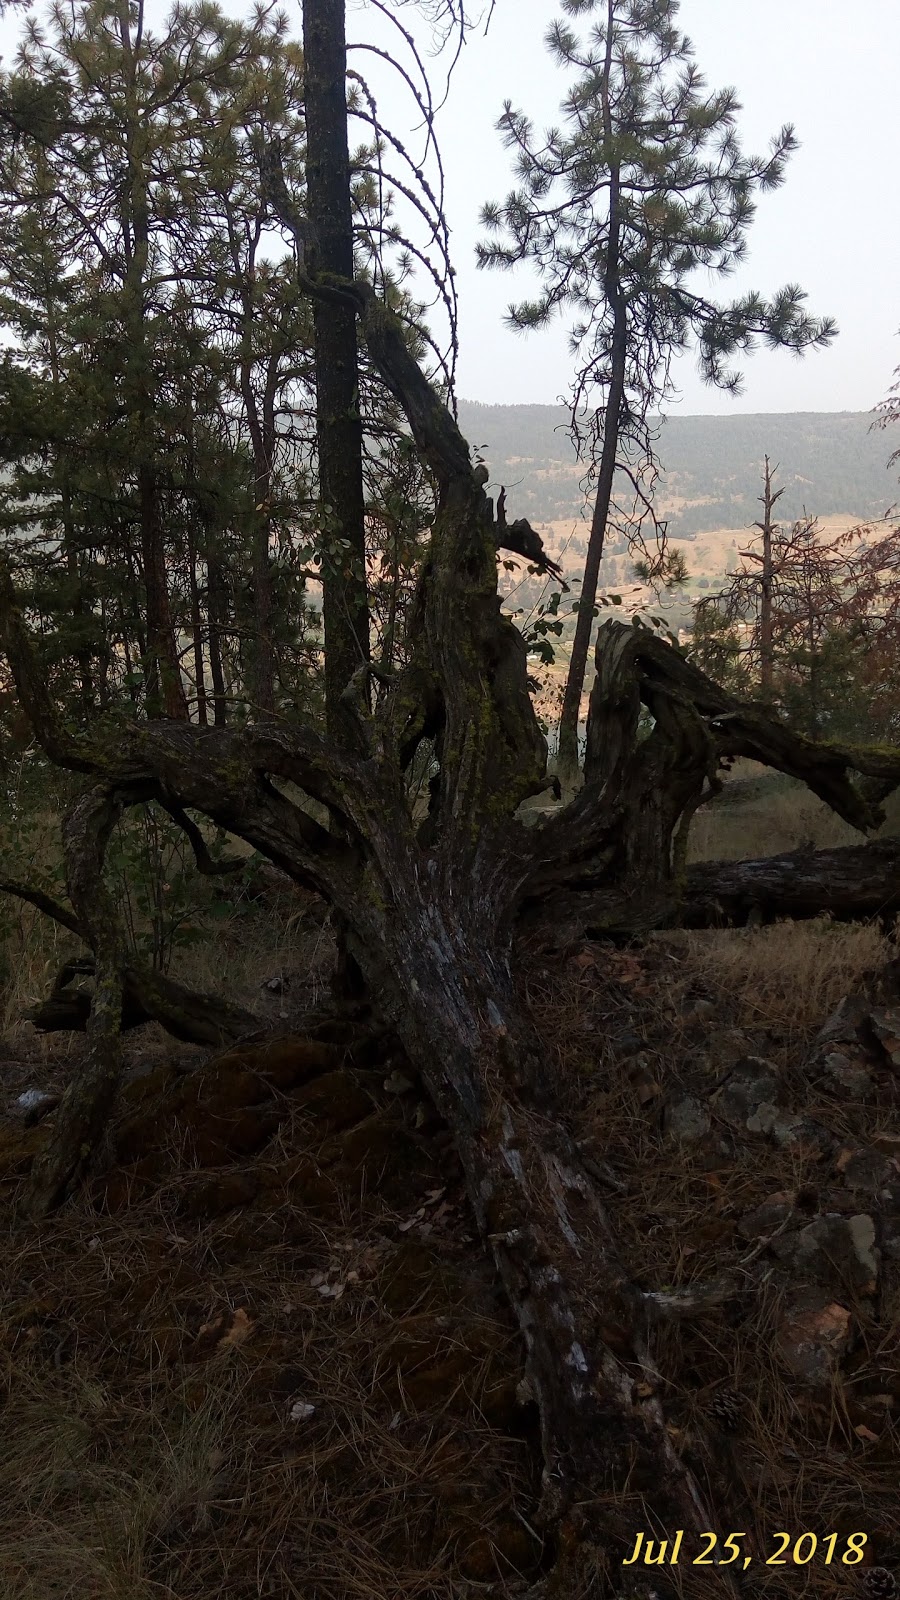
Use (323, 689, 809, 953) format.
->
(863, 1571, 898, 1600)
(707, 1389, 743, 1432)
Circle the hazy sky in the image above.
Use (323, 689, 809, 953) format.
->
(428, 0, 900, 413)
(1, 0, 897, 416)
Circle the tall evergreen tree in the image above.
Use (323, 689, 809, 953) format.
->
(478, 0, 836, 787)
(0, 0, 321, 723)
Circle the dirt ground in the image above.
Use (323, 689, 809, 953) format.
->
(2, 909, 900, 1599)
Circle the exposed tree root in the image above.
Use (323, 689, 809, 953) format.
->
(3, 214, 899, 1585)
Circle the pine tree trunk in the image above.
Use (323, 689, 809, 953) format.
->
(188, 528, 208, 726)
(556, 170, 626, 793)
(302, 0, 369, 739)
(240, 350, 277, 715)
(138, 465, 188, 721)
(206, 541, 229, 728)
(249, 477, 276, 716)
(757, 456, 781, 697)
(341, 874, 725, 1594)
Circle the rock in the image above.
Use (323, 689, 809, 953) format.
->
(765, 1113, 833, 1156)
(816, 993, 877, 1046)
(13, 1088, 60, 1126)
(615, 1028, 644, 1056)
(682, 998, 717, 1027)
(383, 1070, 416, 1094)
(705, 1029, 756, 1071)
(778, 1296, 852, 1384)
(869, 1007, 900, 1069)
(714, 1057, 780, 1127)
(873, 1131, 900, 1157)
(820, 1050, 873, 1098)
(744, 1100, 782, 1136)
(835, 1146, 897, 1194)
(847, 1214, 879, 1290)
(663, 1094, 711, 1146)
(736, 1192, 796, 1241)
(628, 1056, 662, 1105)
(770, 1213, 879, 1296)
(882, 1217, 900, 1261)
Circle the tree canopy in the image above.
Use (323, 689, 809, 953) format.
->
(478, 0, 835, 784)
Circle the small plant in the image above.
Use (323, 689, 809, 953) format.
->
(107, 806, 239, 974)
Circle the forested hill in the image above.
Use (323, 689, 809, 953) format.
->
(457, 403, 897, 537)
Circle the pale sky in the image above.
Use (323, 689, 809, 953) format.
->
(430, 0, 900, 413)
(2, 0, 897, 416)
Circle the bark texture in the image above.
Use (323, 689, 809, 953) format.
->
(683, 838, 900, 929)
(301, 0, 369, 743)
(22, 786, 128, 1218)
(4, 176, 900, 1591)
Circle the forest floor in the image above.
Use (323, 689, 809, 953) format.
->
(2, 793, 900, 1598)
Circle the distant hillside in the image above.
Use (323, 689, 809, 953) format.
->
(457, 403, 897, 542)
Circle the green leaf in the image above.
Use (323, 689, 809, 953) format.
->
(206, 901, 234, 922)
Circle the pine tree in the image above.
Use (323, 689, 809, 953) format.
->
(478, 0, 836, 787)
(0, 0, 322, 724)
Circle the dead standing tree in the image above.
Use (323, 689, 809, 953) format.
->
(6, 283, 900, 1588)
(696, 458, 860, 706)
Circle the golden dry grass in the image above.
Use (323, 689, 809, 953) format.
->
(1, 901, 75, 1035)
(664, 917, 894, 1037)
(688, 762, 900, 864)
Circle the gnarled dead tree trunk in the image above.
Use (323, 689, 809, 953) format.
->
(5, 178, 900, 1600)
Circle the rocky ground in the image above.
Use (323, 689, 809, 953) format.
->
(1, 925, 899, 1599)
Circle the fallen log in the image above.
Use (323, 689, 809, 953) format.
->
(27, 956, 261, 1047)
(521, 839, 900, 951)
(682, 838, 900, 926)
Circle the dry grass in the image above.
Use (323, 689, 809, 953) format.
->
(0, 874, 337, 1064)
(177, 902, 337, 1019)
(663, 916, 894, 1037)
(0, 1361, 252, 1600)
(1, 902, 76, 1035)
(523, 927, 900, 1594)
(688, 761, 900, 863)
